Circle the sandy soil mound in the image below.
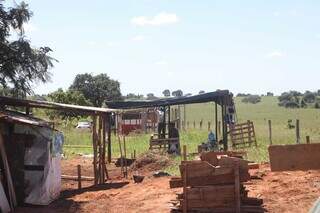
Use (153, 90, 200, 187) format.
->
(130, 151, 171, 173)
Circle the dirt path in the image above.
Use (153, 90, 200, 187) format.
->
(15, 157, 320, 213)
(248, 164, 320, 213)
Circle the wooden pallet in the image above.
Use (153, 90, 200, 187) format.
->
(230, 121, 257, 148)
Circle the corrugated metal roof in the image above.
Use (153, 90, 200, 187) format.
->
(0, 110, 52, 128)
(0, 96, 117, 115)
(106, 90, 233, 109)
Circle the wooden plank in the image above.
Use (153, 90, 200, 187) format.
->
(234, 161, 241, 213)
(183, 162, 187, 213)
(269, 143, 320, 171)
(169, 172, 250, 188)
(92, 115, 98, 185)
(61, 175, 94, 181)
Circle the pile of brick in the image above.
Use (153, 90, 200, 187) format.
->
(170, 152, 264, 213)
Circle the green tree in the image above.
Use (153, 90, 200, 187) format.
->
(199, 90, 205, 95)
(125, 93, 144, 100)
(47, 88, 91, 120)
(302, 91, 316, 103)
(69, 73, 122, 107)
(172, 89, 183, 97)
(242, 95, 261, 104)
(146, 93, 158, 100)
(0, 1, 55, 96)
(162, 89, 170, 97)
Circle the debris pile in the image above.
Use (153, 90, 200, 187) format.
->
(170, 152, 265, 213)
(130, 151, 171, 173)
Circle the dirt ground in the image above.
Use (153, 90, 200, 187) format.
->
(15, 156, 320, 213)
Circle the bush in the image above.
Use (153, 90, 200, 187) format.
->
(241, 95, 261, 104)
(284, 101, 300, 108)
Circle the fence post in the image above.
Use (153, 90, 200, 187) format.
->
(183, 145, 187, 161)
(306, 136, 310, 144)
(208, 121, 211, 131)
(193, 121, 196, 129)
(218, 121, 221, 136)
(77, 165, 82, 189)
(187, 121, 189, 129)
(200, 119, 203, 130)
(268, 120, 272, 145)
(296, 119, 300, 144)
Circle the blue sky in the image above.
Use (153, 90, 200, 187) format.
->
(15, 0, 320, 96)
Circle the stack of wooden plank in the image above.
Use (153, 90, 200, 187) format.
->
(170, 154, 264, 213)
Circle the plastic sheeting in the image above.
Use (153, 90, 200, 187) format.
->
(14, 124, 63, 205)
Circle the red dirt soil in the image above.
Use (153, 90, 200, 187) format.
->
(15, 157, 320, 213)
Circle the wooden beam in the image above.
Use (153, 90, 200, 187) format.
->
(107, 113, 112, 163)
(215, 102, 218, 142)
(92, 115, 98, 185)
(234, 161, 241, 213)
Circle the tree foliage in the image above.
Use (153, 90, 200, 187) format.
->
(162, 89, 170, 97)
(47, 88, 91, 120)
(69, 73, 122, 107)
(241, 95, 261, 104)
(146, 93, 158, 100)
(0, 1, 55, 96)
(125, 93, 144, 100)
(172, 89, 183, 97)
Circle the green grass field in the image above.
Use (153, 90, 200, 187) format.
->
(59, 96, 320, 173)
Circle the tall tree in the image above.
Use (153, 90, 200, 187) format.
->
(0, 1, 55, 96)
(146, 93, 158, 100)
(69, 73, 122, 107)
(172, 89, 183, 97)
(162, 89, 170, 97)
(47, 88, 91, 120)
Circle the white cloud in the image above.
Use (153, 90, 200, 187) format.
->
(266, 50, 286, 58)
(155, 60, 168, 65)
(23, 23, 37, 33)
(131, 12, 179, 26)
(132, 35, 145, 41)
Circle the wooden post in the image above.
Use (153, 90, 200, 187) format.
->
(218, 121, 221, 136)
(118, 136, 124, 176)
(215, 102, 218, 142)
(107, 114, 112, 163)
(123, 136, 128, 178)
(199, 119, 203, 130)
(178, 105, 181, 130)
(296, 119, 300, 144)
(92, 115, 98, 185)
(234, 161, 241, 213)
(134, 149, 136, 159)
(193, 120, 195, 129)
(77, 165, 82, 189)
(306, 135, 310, 144)
(268, 120, 272, 145)
(183, 162, 188, 213)
(208, 121, 211, 131)
(183, 104, 186, 130)
(183, 145, 187, 161)
(187, 121, 189, 129)
(98, 116, 102, 183)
